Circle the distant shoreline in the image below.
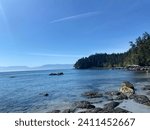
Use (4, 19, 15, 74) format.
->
(75, 65, 150, 72)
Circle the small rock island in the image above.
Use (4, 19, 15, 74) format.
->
(49, 72, 64, 76)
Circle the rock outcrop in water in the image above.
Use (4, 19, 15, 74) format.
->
(39, 93, 49, 97)
(49, 72, 64, 76)
(9, 76, 16, 78)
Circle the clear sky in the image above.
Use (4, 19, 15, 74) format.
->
(0, 0, 150, 66)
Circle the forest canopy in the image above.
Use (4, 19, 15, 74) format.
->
(74, 32, 150, 69)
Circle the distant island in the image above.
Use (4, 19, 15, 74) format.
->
(74, 32, 150, 69)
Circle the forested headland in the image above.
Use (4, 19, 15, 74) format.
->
(74, 32, 150, 69)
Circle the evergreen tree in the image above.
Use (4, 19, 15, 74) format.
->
(74, 32, 150, 69)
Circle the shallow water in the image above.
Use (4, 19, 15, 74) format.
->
(0, 69, 150, 112)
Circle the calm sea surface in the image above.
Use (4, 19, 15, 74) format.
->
(0, 69, 150, 112)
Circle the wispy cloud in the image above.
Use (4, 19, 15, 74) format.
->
(50, 11, 100, 24)
(29, 53, 84, 58)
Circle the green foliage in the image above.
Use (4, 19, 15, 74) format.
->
(74, 32, 150, 69)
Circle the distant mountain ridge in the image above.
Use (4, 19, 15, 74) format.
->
(0, 64, 73, 72)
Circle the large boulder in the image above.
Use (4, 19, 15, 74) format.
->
(82, 91, 103, 98)
(119, 81, 135, 96)
(129, 94, 150, 106)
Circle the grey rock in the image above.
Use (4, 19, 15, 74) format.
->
(10, 76, 16, 78)
(115, 93, 128, 100)
(62, 109, 75, 113)
(39, 93, 49, 97)
(49, 72, 64, 76)
(146, 91, 150, 95)
(98, 107, 131, 113)
(97, 109, 116, 113)
(129, 94, 150, 106)
(114, 107, 131, 113)
(50, 110, 61, 113)
(82, 91, 103, 98)
(104, 101, 120, 110)
(44, 93, 49, 96)
(73, 101, 95, 109)
(81, 108, 103, 113)
(143, 85, 150, 90)
(105, 91, 121, 96)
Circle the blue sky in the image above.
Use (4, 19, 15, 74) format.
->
(0, 0, 150, 66)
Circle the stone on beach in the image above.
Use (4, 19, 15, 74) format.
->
(79, 108, 103, 113)
(142, 85, 150, 90)
(73, 101, 95, 109)
(114, 107, 131, 113)
(115, 93, 128, 100)
(82, 91, 103, 98)
(62, 109, 76, 113)
(50, 110, 61, 113)
(129, 94, 150, 106)
(103, 101, 120, 110)
(79, 107, 131, 113)
(147, 91, 150, 95)
(105, 91, 121, 96)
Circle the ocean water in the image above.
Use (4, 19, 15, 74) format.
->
(0, 69, 150, 113)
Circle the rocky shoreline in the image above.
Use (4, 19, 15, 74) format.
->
(48, 81, 150, 113)
(113, 65, 150, 72)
